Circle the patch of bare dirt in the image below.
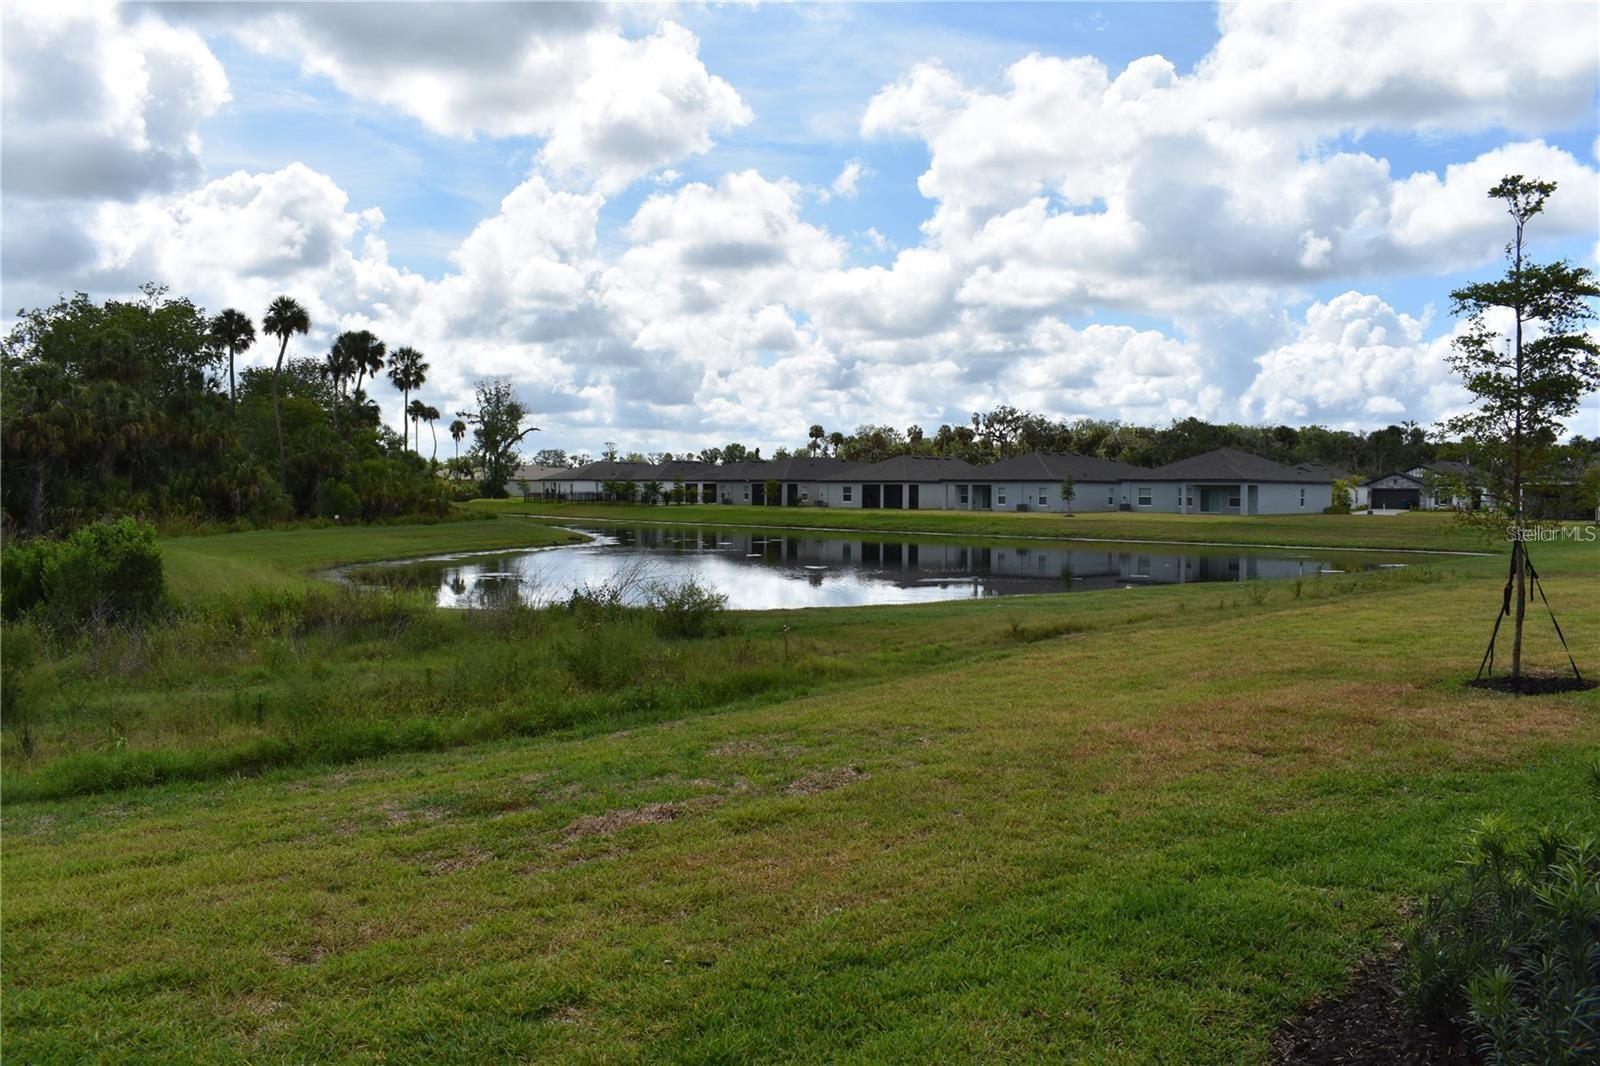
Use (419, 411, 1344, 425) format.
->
(1273, 955, 1474, 1065)
(428, 845, 493, 875)
(785, 766, 866, 795)
(560, 801, 688, 840)
(1466, 673, 1596, 696)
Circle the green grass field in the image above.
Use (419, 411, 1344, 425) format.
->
(5, 511, 1598, 1060)
(158, 518, 584, 596)
(468, 498, 1504, 553)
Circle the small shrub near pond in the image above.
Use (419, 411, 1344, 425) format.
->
(1, 518, 165, 630)
(1403, 768, 1600, 1064)
(645, 577, 730, 638)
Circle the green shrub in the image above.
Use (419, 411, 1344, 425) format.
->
(1403, 792, 1600, 1064)
(316, 479, 362, 520)
(645, 577, 729, 639)
(2, 518, 165, 628)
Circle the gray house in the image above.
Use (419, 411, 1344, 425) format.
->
(955, 452, 1145, 513)
(820, 456, 977, 509)
(1123, 448, 1334, 514)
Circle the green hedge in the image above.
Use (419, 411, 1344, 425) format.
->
(2, 518, 165, 628)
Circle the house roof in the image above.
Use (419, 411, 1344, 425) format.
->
(1362, 470, 1423, 487)
(822, 455, 977, 482)
(1141, 447, 1332, 483)
(968, 451, 1144, 483)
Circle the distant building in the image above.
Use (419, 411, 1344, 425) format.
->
(526, 446, 1340, 515)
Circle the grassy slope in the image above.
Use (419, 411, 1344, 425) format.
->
(468, 499, 1505, 553)
(6, 526, 1598, 1060)
(159, 518, 583, 596)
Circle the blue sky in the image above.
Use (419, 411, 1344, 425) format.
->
(4, 2, 1597, 453)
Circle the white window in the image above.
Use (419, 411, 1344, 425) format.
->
(997, 489, 1008, 505)
(959, 485, 969, 506)
(1137, 486, 1152, 507)
(1228, 492, 1241, 509)
(801, 491, 810, 501)
(1038, 492, 1049, 509)
(1107, 493, 1114, 505)
(743, 486, 750, 500)
(842, 485, 853, 502)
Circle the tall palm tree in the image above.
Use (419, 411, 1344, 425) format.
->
(345, 330, 388, 402)
(449, 418, 467, 460)
(209, 308, 255, 412)
(325, 332, 357, 399)
(387, 346, 428, 449)
(406, 399, 427, 455)
(262, 296, 310, 490)
(421, 404, 442, 462)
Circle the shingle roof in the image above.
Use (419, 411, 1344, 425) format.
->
(822, 456, 977, 481)
(1141, 447, 1332, 483)
(968, 451, 1144, 482)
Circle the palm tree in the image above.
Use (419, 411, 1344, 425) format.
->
(808, 423, 825, 455)
(449, 418, 467, 460)
(421, 404, 442, 462)
(405, 399, 427, 455)
(209, 309, 255, 412)
(262, 296, 310, 489)
(387, 346, 428, 449)
(343, 330, 387, 402)
(828, 430, 845, 457)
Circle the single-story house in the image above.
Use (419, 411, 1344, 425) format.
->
(1125, 448, 1334, 514)
(1364, 461, 1481, 511)
(502, 465, 562, 498)
(819, 456, 978, 509)
(707, 457, 864, 506)
(952, 452, 1146, 513)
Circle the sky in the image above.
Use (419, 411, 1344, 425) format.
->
(3, 1, 1598, 456)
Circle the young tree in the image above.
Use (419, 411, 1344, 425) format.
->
(1061, 476, 1076, 516)
(262, 296, 310, 490)
(462, 378, 539, 499)
(1443, 175, 1600, 684)
(209, 308, 255, 411)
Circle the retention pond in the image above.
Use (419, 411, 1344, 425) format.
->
(339, 522, 1419, 610)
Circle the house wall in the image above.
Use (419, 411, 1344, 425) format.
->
(1115, 480, 1332, 515)
(953, 480, 1123, 512)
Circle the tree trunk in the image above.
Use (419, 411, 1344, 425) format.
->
(430, 422, 437, 461)
(272, 336, 288, 492)
(402, 389, 409, 449)
(229, 348, 237, 413)
(1509, 216, 1526, 682)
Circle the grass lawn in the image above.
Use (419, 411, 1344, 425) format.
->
(159, 517, 584, 596)
(468, 498, 1506, 554)
(4, 516, 1597, 1059)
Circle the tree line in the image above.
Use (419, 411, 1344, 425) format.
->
(1, 286, 534, 536)
(526, 413, 1598, 481)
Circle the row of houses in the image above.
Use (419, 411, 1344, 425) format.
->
(517, 447, 1343, 515)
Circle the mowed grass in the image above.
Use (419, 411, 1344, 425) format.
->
(468, 498, 1504, 553)
(5, 524, 1598, 1060)
(158, 517, 584, 596)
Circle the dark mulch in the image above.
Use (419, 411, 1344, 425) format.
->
(1274, 955, 1476, 1065)
(1466, 673, 1597, 696)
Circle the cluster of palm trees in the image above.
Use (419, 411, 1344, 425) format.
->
(209, 296, 454, 485)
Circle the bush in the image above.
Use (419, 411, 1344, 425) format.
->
(645, 577, 729, 638)
(2, 518, 165, 628)
(316, 478, 362, 520)
(1403, 789, 1600, 1064)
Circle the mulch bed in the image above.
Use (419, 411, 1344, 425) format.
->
(1465, 673, 1597, 696)
(1273, 955, 1476, 1065)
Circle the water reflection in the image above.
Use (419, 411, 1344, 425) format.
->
(342, 524, 1407, 611)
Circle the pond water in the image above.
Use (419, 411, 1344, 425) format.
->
(340, 522, 1415, 611)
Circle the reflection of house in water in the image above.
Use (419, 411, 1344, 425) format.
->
(614, 526, 1331, 595)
